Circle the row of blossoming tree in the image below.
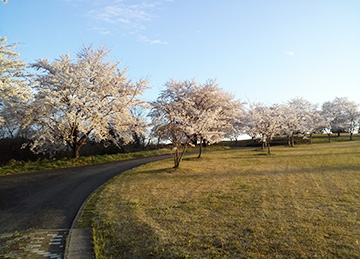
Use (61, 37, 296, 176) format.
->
(241, 97, 359, 154)
(1, 38, 360, 167)
(1, 40, 148, 160)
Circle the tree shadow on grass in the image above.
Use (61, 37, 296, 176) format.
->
(182, 157, 200, 162)
(137, 167, 179, 175)
(95, 207, 161, 258)
(254, 153, 272, 156)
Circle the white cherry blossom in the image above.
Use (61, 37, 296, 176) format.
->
(25, 46, 148, 158)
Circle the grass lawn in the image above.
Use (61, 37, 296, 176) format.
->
(0, 148, 170, 176)
(0, 146, 229, 176)
(79, 141, 360, 258)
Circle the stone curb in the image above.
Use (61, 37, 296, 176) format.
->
(64, 186, 97, 259)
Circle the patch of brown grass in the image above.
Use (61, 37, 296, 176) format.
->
(82, 141, 360, 258)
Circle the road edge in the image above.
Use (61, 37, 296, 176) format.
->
(64, 153, 174, 259)
(64, 181, 99, 259)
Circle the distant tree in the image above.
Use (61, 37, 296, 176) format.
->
(303, 107, 325, 144)
(236, 107, 256, 140)
(150, 79, 197, 168)
(279, 103, 299, 147)
(129, 106, 150, 150)
(321, 97, 360, 141)
(24, 46, 148, 158)
(341, 100, 360, 140)
(0, 37, 32, 126)
(246, 103, 283, 154)
(190, 79, 244, 158)
(321, 101, 336, 142)
(225, 121, 243, 143)
(283, 97, 323, 146)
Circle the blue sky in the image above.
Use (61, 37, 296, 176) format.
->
(1, 0, 359, 105)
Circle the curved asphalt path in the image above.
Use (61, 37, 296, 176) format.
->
(0, 154, 172, 234)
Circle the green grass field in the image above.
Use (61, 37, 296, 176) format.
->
(79, 140, 360, 258)
(0, 146, 230, 176)
(1, 133, 358, 176)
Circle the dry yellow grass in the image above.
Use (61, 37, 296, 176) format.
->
(80, 141, 360, 258)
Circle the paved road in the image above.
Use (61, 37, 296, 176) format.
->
(0, 154, 172, 234)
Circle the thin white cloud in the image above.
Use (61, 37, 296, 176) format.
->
(87, 0, 172, 43)
(98, 5, 152, 27)
(91, 26, 112, 35)
(61, 0, 88, 3)
(138, 35, 168, 45)
(285, 51, 295, 56)
(90, 1, 168, 31)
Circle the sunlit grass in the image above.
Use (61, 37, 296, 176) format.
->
(81, 141, 360, 258)
(310, 133, 360, 144)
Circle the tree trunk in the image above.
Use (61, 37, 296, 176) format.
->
(157, 136, 161, 149)
(198, 136, 203, 158)
(267, 142, 271, 154)
(287, 135, 291, 147)
(291, 133, 295, 147)
(310, 133, 313, 144)
(71, 127, 80, 159)
(173, 140, 190, 168)
(174, 149, 180, 168)
(69, 126, 91, 159)
(262, 141, 265, 149)
(328, 133, 331, 143)
(72, 143, 80, 159)
(350, 132, 353, 141)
